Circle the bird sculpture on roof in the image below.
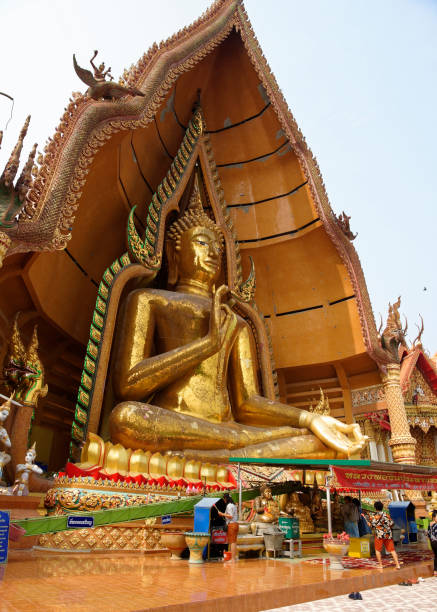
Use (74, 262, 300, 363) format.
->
(73, 51, 145, 101)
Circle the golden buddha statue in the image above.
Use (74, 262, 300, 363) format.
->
(254, 485, 280, 523)
(310, 482, 327, 531)
(331, 489, 344, 532)
(107, 188, 367, 463)
(283, 491, 314, 534)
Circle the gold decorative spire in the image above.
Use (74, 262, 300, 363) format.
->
(309, 388, 330, 416)
(7, 313, 26, 365)
(26, 325, 40, 369)
(0, 115, 30, 188)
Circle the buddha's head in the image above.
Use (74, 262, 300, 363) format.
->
(166, 200, 224, 292)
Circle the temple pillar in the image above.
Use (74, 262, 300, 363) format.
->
(377, 440, 387, 462)
(382, 364, 416, 464)
(386, 443, 393, 463)
(363, 421, 378, 461)
(0, 231, 11, 269)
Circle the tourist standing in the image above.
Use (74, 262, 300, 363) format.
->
(341, 496, 360, 537)
(363, 501, 401, 569)
(217, 492, 239, 562)
(428, 509, 437, 576)
(353, 497, 370, 536)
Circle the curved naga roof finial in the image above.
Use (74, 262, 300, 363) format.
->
(0, 115, 37, 230)
(412, 314, 424, 349)
(375, 296, 408, 366)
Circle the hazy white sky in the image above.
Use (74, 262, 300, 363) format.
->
(1, 0, 436, 353)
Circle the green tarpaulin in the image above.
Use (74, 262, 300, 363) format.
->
(12, 483, 295, 537)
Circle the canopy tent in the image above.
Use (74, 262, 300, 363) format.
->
(229, 457, 437, 533)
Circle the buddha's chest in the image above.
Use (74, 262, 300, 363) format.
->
(154, 299, 211, 349)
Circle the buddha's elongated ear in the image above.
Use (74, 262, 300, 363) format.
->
(165, 238, 179, 287)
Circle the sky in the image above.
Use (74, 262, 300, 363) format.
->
(1, 0, 436, 353)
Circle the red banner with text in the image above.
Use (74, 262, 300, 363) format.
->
(333, 467, 437, 491)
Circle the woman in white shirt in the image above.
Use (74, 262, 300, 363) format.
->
(218, 492, 239, 562)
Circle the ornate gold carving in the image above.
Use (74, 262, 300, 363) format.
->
(308, 388, 330, 416)
(383, 363, 416, 464)
(38, 523, 163, 552)
(3, 314, 48, 407)
(231, 256, 256, 303)
(405, 368, 437, 408)
(352, 385, 385, 408)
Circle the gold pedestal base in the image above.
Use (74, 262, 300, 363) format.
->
(37, 522, 172, 552)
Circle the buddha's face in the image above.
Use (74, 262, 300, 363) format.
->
(178, 226, 222, 285)
(263, 487, 272, 500)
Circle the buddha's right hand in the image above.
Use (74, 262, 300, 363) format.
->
(209, 284, 237, 350)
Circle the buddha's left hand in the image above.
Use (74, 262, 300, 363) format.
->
(306, 414, 368, 457)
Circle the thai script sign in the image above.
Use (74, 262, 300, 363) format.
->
(0, 511, 10, 564)
(333, 467, 437, 491)
(211, 529, 227, 544)
(67, 516, 94, 528)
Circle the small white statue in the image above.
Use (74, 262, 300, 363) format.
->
(0, 396, 12, 484)
(12, 442, 42, 496)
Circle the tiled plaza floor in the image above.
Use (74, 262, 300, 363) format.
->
(266, 575, 437, 611)
(0, 549, 433, 611)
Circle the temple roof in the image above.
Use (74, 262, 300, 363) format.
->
(400, 347, 437, 395)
